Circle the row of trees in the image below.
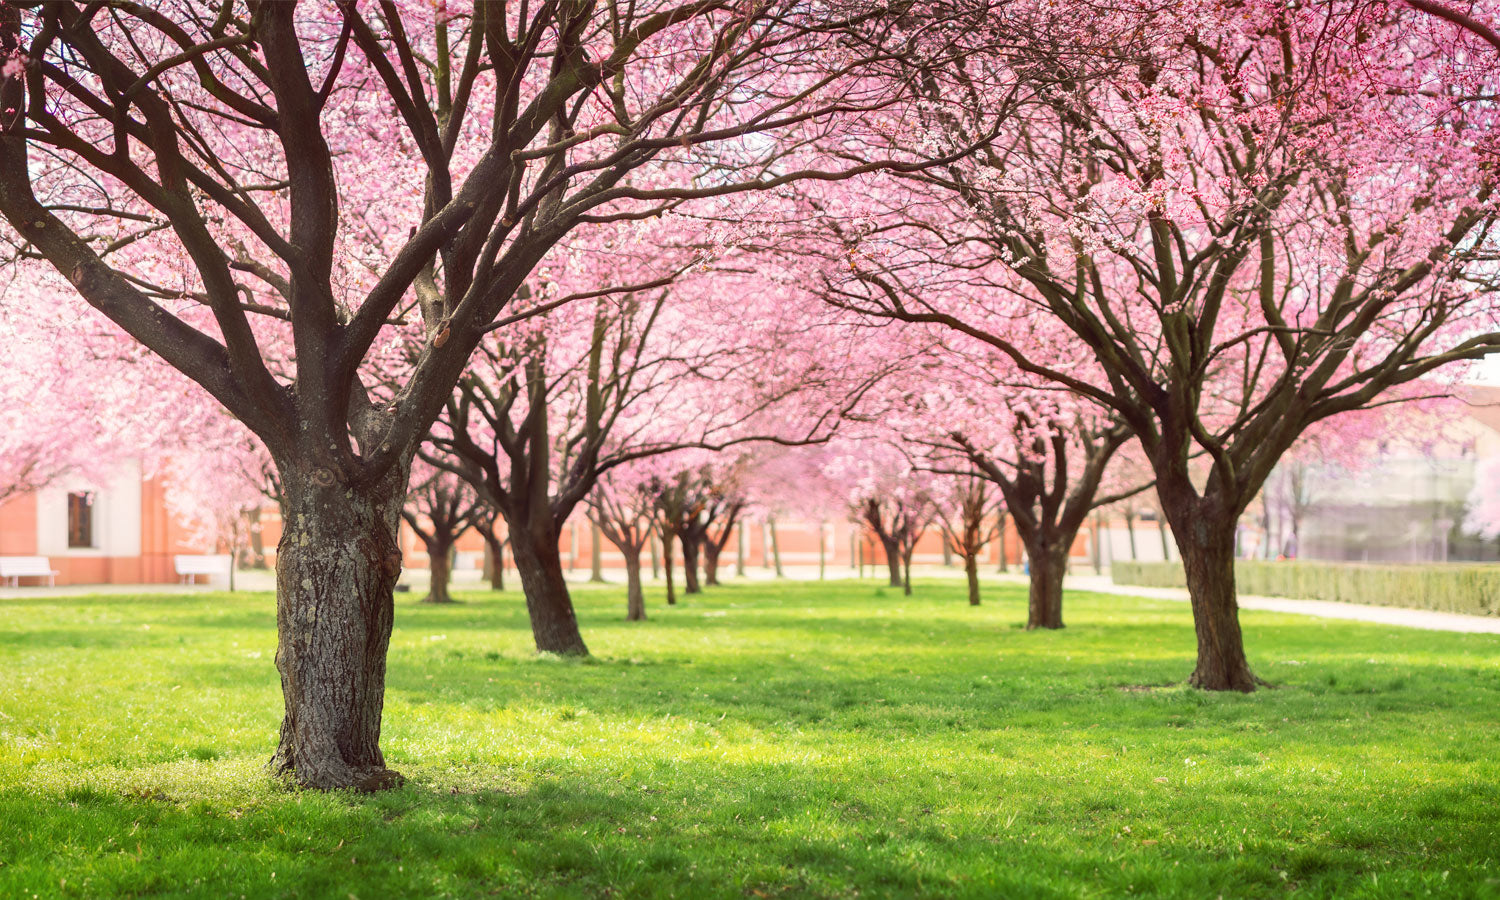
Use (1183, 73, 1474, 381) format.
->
(1, 0, 1495, 788)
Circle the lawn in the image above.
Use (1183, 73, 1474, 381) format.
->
(0, 578, 1496, 899)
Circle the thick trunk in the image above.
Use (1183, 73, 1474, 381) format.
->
(269, 464, 408, 792)
(881, 536, 903, 587)
(965, 552, 980, 606)
(1177, 521, 1258, 691)
(624, 552, 646, 621)
(681, 534, 702, 594)
(1026, 543, 1067, 630)
(510, 524, 589, 656)
(481, 531, 505, 591)
(423, 539, 454, 604)
(703, 541, 722, 586)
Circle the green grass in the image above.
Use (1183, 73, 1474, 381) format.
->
(1, 578, 1497, 899)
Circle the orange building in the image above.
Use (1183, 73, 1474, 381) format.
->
(0, 462, 1101, 586)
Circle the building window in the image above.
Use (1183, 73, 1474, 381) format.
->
(67, 491, 95, 548)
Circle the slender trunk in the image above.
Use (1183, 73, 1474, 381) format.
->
(1126, 512, 1138, 561)
(997, 514, 1008, 573)
(624, 551, 646, 622)
(703, 541, 722, 586)
(1157, 517, 1171, 561)
(769, 519, 784, 577)
(1026, 543, 1067, 630)
(650, 534, 660, 578)
(269, 463, 409, 792)
(681, 534, 702, 594)
(481, 530, 505, 591)
(423, 539, 454, 604)
(941, 539, 953, 567)
(509, 522, 589, 656)
(736, 524, 747, 576)
(590, 522, 605, 583)
(761, 521, 772, 570)
(902, 547, 913, 596)
(965, 551, 980, 606)
(662, 531, 677, 605)
(881, 536, 902, 587)
(818, 522, 826, 580)
(1176, 519, 1258, 691)
(1092, 512, 1104, 575)
(247, 506, 267, 568)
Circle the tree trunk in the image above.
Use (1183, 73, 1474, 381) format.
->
(1125, 512, 1138, 561)
(1026, 543, 1067, 630)
(1157, 518, 1171, 561)
(269, 465, 409, 792)
(941, 539, 953, 567)
(997, 513, 1008, 573)
(423, 539, 454, 604)
(650, 534, 660, 578)
(246, 506, 267, 568)
(703, 541, 722, 586)
(881, 536, 903, 587)
(902, 548, 913, 596)
(768, 518, 785, 577)
(481, 530, 505, 591)
(736, 524, 747, 576)
(509, 522, 589, 656)
(662, 531, 677, 605)
(624, 551, 646, 622)
(1178, 522, 1258, 691)
(681, 534, 702, 594)
(589, 522, 605, 582)
(965, 551, 980, 606)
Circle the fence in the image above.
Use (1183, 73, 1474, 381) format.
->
(1111, 560, 1500, 617)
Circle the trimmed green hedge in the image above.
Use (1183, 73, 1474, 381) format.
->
(1111, 560, 1500, 617)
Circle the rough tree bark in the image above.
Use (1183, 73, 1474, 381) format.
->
(269, 462, 409, 792)
(509, 520, 589, 655)
(1171, 511, 1258, 691)
(1025, 542, 1068, 630)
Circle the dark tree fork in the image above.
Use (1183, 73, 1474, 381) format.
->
(0, 1, 989, 788)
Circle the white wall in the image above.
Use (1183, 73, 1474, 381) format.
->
(36, 459, 143, 558)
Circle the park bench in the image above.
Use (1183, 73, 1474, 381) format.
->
(0, 556, 60, 587)
(174, 554, 233, 585)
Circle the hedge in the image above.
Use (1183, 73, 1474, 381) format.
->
(1110, 560, 1500, 617)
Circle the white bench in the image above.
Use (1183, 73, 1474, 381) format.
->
(174, 554, 233, 585)
(0, 556, 59, 587)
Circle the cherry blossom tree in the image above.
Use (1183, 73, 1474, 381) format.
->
(930, 469, 1001, 606)
(809, 0, 1500, 688)
(0, 1, 989, 786)
(401, 461, 486, 605)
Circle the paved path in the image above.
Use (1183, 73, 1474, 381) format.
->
(1066, 574, 1500, 635)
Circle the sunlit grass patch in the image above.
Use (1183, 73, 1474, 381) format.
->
(0, 578, 1496, 898)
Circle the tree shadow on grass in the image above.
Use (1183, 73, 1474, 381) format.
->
(2, 751, 1493, 900)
